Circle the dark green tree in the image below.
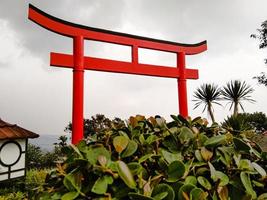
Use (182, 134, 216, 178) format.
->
(251, 20, 267, 86)
(193, 83, 222, 123)
(243, 112, 267, 133)
(65, 114, 125, 138)
(221, 80, 255, 116)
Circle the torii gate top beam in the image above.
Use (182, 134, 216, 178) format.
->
(28, 4, 207, 56)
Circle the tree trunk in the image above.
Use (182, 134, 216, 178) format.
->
(208, 103, 215, 123)
(233, 102, 239, 117)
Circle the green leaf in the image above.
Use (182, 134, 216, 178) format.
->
(195, 150, 203, 162)
(139, 153, 154, 163)
(63, 173, 81, 192)
(128, 193, 154, 200)
(113, 136, 129, 153)
(167, 161, 185, 182)
(240, 172, 256, 199)
(258, 193, 267, 200)
(152, 183, 175, 200)
(233, 137, 250, 152)
(200, 147, 213, 161)
(208, 162, 217, 181)
(70, 144, 83, 158)
(216, 171, 229, 187)
(117, 160, 136, 189)
(121, 140, 138, 158)
(204, 135, 226, 147)
(85, 146, 110, 165)
(91, 175, 113, 194)
(190, 188, 208, 200)
(251, 162, 266, 177)
(208, 162, 229, 186)
(238, 159, 253, 171)
(197, 176, 212, 190)
(128, 162, 143, 175)
(217, 186, 229, 200)
(178, 127, 194, 144)
(252, 180, 264, 187)
(184, 176, 197, 185)
(178, 184, 196, 200)
(146, 135, 158, 144)
(153, 192, 168, 200)
(160, 149, 183, 164)
(61, 191, 79, 200)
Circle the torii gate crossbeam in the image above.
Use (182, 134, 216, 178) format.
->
(28, 4, 207, 144)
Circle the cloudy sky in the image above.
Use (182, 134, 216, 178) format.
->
(0, 0, 267, 136)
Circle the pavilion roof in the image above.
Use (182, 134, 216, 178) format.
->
(0, 119, 39, 140)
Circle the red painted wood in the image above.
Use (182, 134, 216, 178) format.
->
(72, 36, 84, 144)
(28, 4, 207, 55)
(28, 4, 207, 144)
(50, 52, 198, 79)
(177, 52, 188, 117)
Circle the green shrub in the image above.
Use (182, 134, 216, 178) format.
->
(0, 191, 27, 200)
(35, 115, 267, 199)
(0, 168, 49, 199)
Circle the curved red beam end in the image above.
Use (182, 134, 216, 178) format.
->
(28, 4, 207, 55)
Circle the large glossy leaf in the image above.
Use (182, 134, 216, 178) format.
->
(91, 175, 113, 194)
(238, 159, 254, 171)
(258, 193, 267, 200)
(128, 162, 143, 175)
(63, 173, 81, 192)
(178, 184, 196, 200)
(240, 172, 257, 199)
(178, 127, 194, 144)
(217, 186, 228, 200)
(233, 137, 250, 152)
(197, 176, 212, 190)
(208, 162, 217, 181)
(61, 191, 79, 200)
(117, 160, 136, 189)
(85, 146, 110, 165)
(216, 171, 229, 187)
(113, 136, 129, 153)
(121, 140, 138, 158)
(195, 150, 204, 162)
(160, 148, 183, 164)
(167, 161, 185, 182)
(190, 188, 208, 200)
(152, 183, 175, 200)
(200, 147, 213, 161)
(153, 192, 168, 200)
(251, 162, 266, 177)
(208, 162, 229, 186)
(204, 135, 226, 147)
(185, 176, 197, 185)
(139, 153, 154, 163)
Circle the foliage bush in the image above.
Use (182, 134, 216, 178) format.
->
(222, 112, 267, 134)
(0, 169, 49, 199)
(35, 115, 267, 199)
(27, 136, 68, 169)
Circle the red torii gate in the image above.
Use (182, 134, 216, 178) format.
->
(28, 4, 207, 144)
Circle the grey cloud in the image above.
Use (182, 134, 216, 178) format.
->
(0, 0, 126, 60)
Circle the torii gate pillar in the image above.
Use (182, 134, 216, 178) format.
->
(178, 52, 188, 117)
(72, 36, 84, 144)
(28, 4, 207, 144)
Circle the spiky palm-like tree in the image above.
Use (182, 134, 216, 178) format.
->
(193, 83, 222, 123)
(221, 80, 255, 116)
